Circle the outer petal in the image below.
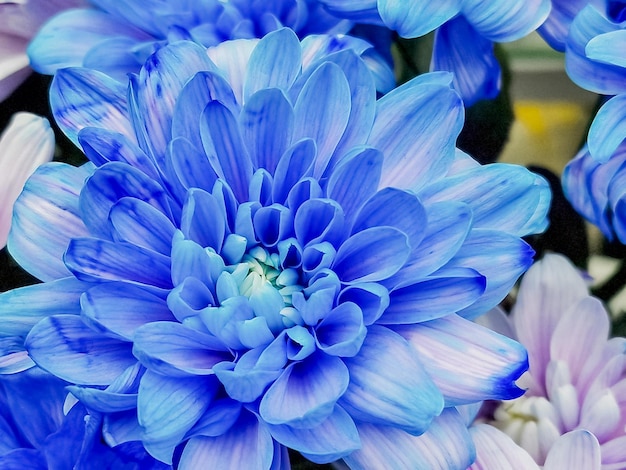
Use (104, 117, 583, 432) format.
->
(343, 409, 474, 470)
(339, 325, 443, 433)
(461, 0, 550, 42)
(396, 314, 528, 405)
(370, 72, 463, 191)
(25, 314, 135, 386)
(50, 67, 130, 147)
(377, 0, 459, 38)
(543, 430, 601, 470)
(179, 413, 274, 470)
(588, 94, 626, 163)
(8, 162, 91, 281)
(0, 113, 54, 247)
(469, 424, 539, 470)
(431, 16, 500, 106)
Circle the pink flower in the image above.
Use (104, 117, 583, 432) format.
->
(0, 112, 54, 247)
(470, 253, 626, 469)
(0, 0, 84, 101)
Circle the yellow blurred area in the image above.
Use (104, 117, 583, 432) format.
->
(499, 100, 591, 175)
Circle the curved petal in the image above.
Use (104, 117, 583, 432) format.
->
(469, 424, 539, 470)
(370, 72, 463, 191)
(461, 0, 550, 42)
(340, 325, 443, 433)
(543, 430, 601, 470)
(0, 113, 54, 248)
(179, 412, 274, 470)
(8, 162, 91, 281)
(332, 227, 410, 283)
(25, 314, 135, 386)
(588, 94, 626, 163)
(377, 0, 459, 38)
(266, 405, 360, 463)
(138, 370, 217, 464)
(343, 409, 474, 470)
(314, 302, 366, 357)
(431, 16, 500, 106)
(50, 67, 130, 147)
(396, 314, 528, 405)
(259, 351, 349, 428)
(292, 61, 351, 178)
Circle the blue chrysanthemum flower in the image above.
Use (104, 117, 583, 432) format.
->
(319, 0, 550, 105)
(3, 29, 550, 468)
(26, 0, 394, 92)
(0, 366, 167, 469)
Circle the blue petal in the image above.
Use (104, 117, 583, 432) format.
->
(586, 29, 626, 67)
(27, 8, 148, 74)
(200, 101, 253, 202)
(432, 16, 500, 106)
(259, 351, 349, 428)
(332, 227, 410, 283)
(340, 325, 443, 434)
(395, 313, 528, 405)
(50, 67, 130, 147)
(321, 50, 377, 168)
(588, 95, 626, 163)
(314, 302, 366, 357)
(266, 405, 360, 463)
(419, 164, 550, 237)
(387, 201, 472, 287)
(243, 28, 302, 100)
(81, 282, 174, 341)
(132, 41, 217, 166)
(79, 161, 173, 240)
(240, 88, 294, 174)
(343, 409, 474, 470)
(8, 162, 91, 281)
(78, 127, 159, 179)
(138, 370, 217, 464)
(65, 238, 172, 289)
(133, 321, 229, 377)
(447, 229, 535, 318)
(82, 36, 145, 82)
(25, 314, 135, 386)
(214, 351, 283, 403)
(253, 204, 294, 248)
(181, 188, 226, 251)
(337, 283, 389, 325)
(565, 5, 626, 94)
(382, 269, 486, 324)
(0, 277, 86, 337)
(377, 0, 459, 38)
(369, 72, 463, 191)
(352, 187, 427, 249)
(294, 198, 345, 247)
(179, 412, 274, 470)
(185, 397, 242, 439)
(67, 385, 137, 414)
(272, 138, 316, 204)
(0, 449, 46, 469)
(110, 197, 176, 255)
(327, 147, 383, 226)
(461, 0, 550, 42)
(172, 71, 237, 153)
(292, 62, 351, 178)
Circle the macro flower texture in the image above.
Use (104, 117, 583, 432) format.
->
(474, 254, 626, 469)
(0, 0, 84, 102)
(1, 29, 550, 468)
(0, 112, 54, 248)
(25, 0, 394, 92)
(0, 366, 169, 469)
(318, 0, 550, 105)
(561, 1, 626, 243)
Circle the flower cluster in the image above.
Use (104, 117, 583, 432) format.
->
(0, 20, 553, 469)
(472, 254, 626, 469)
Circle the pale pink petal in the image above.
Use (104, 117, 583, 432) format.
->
(0, 112, 55, 247)
(469, 423, 539, 470)
(543, 430, 601, 470)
